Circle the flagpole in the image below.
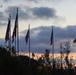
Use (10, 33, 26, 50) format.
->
(52, 26, 54, 69)
(15, 37, 16, 53)
(29, 24, 30, 64)
(16, 8, 19, 56)
(60, 43, 62, 69)
(9, 14, 11, 53)
(8, 14, 10, 51)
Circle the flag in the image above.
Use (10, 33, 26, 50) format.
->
(25, 29, 29, 45)
(73, 38, 76, 43)
(12, 8, 18, 43)
(5, 15, 11, 43)
(50, 26, 53, 45)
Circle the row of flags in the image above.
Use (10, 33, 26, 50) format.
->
(5, 8, 18, 43)
(5, 8, 29, 47)
(5, 8, 76, 52)
(4, 8, 76, 63)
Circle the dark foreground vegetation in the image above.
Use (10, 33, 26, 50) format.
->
(0, 46, 76, 75)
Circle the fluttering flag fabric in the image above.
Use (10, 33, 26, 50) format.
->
(25, 29, 29, 45)
(50, 26, 53, 45)
(73, 38, 76, 43)
(12, 8, 18, 43)
(5, 15, 11, 43)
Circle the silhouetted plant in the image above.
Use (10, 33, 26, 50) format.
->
(38, 55, 45, 65)
(11, 46, 16, 56)
(32, 52, 35, 59)
(63, 41, 71, 68)
(44, 49, 50, 65)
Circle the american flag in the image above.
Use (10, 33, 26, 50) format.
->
(5, 15, 11, 43)
(50, 26, 53, 45)
(25, 29, 29, 45)
(12, 8, 18, 43)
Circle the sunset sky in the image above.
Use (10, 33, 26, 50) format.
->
(0, 0, 76, 55)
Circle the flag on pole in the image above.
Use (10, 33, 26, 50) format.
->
(12, 8, 18, 43)
(25, 29, 29, 45)
(5, 15, 11, 43)
(50, 26, 53, 45)
(73, 38, 76, 43)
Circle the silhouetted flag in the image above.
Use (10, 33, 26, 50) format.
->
(25, 29, 29, 45)
(50, 26, 53, 45)
(73, 38, 76, 43)
(5, 15, 11, 43)
(12, 8, 18, 43)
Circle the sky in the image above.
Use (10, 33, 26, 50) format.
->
(0, 0, 76, 55)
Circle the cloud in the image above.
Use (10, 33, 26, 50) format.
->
(0, 11, 6, 21)
(0, 11, 7, 26)
(24, 0, 64, 3)
(5, 6, 31, 20)
(5, 6, 59, 20)
(26, 0, 38, 3)
(0, 38, 5, 46)
(3, 0, 10, 1)
(3, 0, 12, 2)
(0, 21, 7, 27)
(20, 25, 76, 53)
(48, 0, 64, 3)
(30, 7, 58, 19)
